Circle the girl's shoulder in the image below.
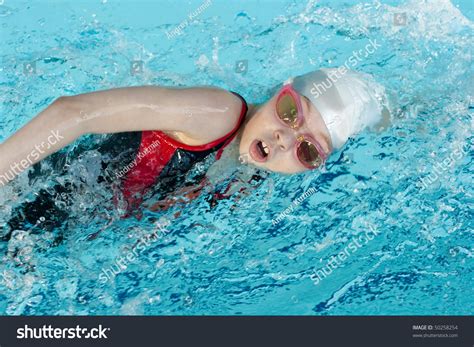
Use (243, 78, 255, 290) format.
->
(178, 87, 248, 146)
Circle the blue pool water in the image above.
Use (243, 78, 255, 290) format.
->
(0, 0, 473, 315)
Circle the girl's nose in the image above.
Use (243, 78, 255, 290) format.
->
(273, 129, 293, 151)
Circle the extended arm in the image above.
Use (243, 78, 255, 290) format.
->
(0, 86, 242, 186)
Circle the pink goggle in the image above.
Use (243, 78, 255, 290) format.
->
(275, 84, 327, 169)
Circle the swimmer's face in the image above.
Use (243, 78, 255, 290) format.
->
(239, 89, 332, 174)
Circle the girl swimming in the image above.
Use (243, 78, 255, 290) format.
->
(0, 68, 388, 240)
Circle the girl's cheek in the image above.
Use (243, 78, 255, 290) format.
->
(269, 151, 301, 173)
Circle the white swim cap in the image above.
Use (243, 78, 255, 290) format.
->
(287, 68, 386, 149)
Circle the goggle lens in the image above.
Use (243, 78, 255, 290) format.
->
(276, 93, 299, 127)
(297, 140, 323, 168)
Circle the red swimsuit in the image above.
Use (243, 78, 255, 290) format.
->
(120, 91, 248, 211)
(4, 93, 248, 237)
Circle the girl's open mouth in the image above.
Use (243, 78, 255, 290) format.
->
(250, 139, 270, 162)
